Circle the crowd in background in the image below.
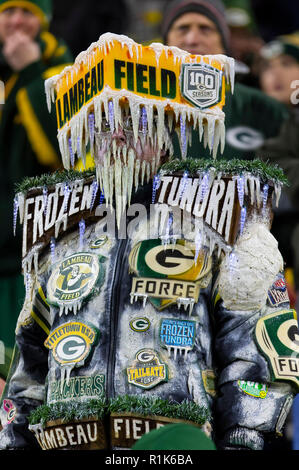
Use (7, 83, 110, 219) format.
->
(1, 0, 299, 449)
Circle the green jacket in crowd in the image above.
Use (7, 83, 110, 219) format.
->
(0, 30, 72, 380)
(173, 82, 290, 160)
(259, 107, 299, 295)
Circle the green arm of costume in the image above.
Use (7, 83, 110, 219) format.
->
(15, 32, 73, 170)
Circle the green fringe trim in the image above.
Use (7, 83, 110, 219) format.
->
(28, 395, 211, 427)
(15, 158, 288, 195)
(15, 168, 96, 194)
(159, 158, 288, 185)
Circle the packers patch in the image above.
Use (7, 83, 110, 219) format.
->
(127, 349, 168, 389)
(45, 321, 99, 389)
(47, 252, 106, 316)
(130, 317, 151, 332)
(159, 318, 196, 358)
(267, 273, 289, 307)
(129, 239, 211, 314)
(47, 374, 105, 404)
(255, 309, 299, 388)
(238, 380, 268, 399)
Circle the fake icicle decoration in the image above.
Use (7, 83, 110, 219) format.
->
(237, 175, 245, 207)
(50, 237, 56, 263)
(79, 219, 86, 250)
(90, 179, 99, 210)
(152, 174, 161, 204)
(240, 207, 247, 235)
(13, 196, 19, 237)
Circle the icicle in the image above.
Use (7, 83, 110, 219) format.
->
(140, 106, 148, 138)
(43, 186, 48, 216)
(13, 196, 19, 236)
(152, 174, 161, 204)
(63, 182, 71, 212)
(179, 171, 189, 199)
(240, 206, 247, 235)
(262, 183, 269, 213)
(135, 159, 141, 191)
(88, 113, 95, 150)
(127, 149, 135, 206)
(237, 175, 245, 207)
(194, 231, 202, 264)
(68, 137, 75, 168)
(90, 179, 99, 210)
(25, 272, 32, 298)
(50, 237, 56, 263)
(180, 114, 187, 159)
(200, 171, 210, 201)
(99, 191, 105, 206)
(108, 100, 115, 133)
(79, 219, 86, 250)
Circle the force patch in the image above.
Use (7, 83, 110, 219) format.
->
(238, 380, 268, 399)
(267, 273, 289, 307)
(180, 63, 223, 110)
(255, 309, 299, 388)
(159, 318, 196, 358)
(47, 252, 106, 316)
(127, 349, 168, 389)
(129, 239, 211, 313)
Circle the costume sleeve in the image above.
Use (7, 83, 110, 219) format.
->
(212, 225, 298, 450)
(15, 33, 73, 171)
(0, 284, 51, 449)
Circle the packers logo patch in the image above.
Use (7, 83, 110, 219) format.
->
(129, 239, 211, 313)
(44, 321, 98, 366)
(181, 63, 223, 110)
(130, 317, 151, 332)
(47, 252, 106, 316)
(127, 349, 168, 389)
(255, 309, 299, 387)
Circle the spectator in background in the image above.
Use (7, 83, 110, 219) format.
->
(0, 0, 72, 384)
(161, 0, 289, 162)
(223, 0, 264, 88)
(50, 0, 129, 58)
(258, 33, 299, 310)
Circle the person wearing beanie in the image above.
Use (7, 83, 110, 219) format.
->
(0, 0, 72, 385)
(258, 32, 299, 333)
(259, 33, 299, 106)
(161, 0, 231, 54)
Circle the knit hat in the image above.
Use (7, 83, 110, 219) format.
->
(223, 0, 257, 32)
(161, 0, 231, 54)
(260, 32, 299, 63)
(0, 0, 52, 29)
(131, 423, 217, 450)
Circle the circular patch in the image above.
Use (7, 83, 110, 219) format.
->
(47, 253, 105, 314)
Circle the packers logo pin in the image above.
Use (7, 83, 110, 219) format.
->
(181, 63, 223, 110)
(130, 317, 151, 332)
(44, 321, 98, 391)
(47, 252, 106, 316)
(127, 349, 168, 389)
